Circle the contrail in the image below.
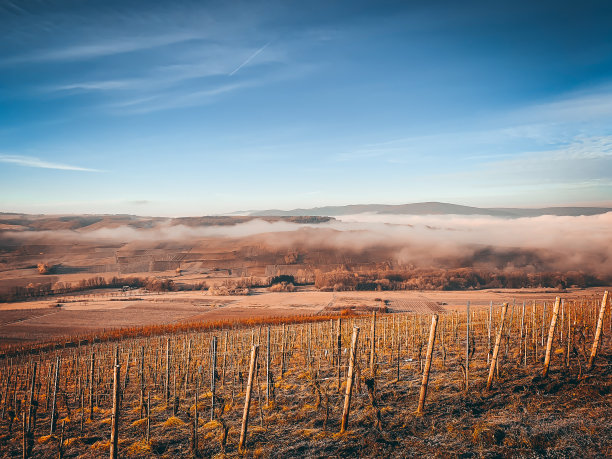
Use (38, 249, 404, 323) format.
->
(229, 41, 271, 76)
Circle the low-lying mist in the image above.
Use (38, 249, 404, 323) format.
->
(3, 212, 611, 276)
(256, 212, 612, 276)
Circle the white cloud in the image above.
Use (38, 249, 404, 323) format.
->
(51, 80, 132, 91)
(515, 85, 612, 123)
(107, 80, 261, 114)
(5, 33, 201, 64)
(42, 43, 285, 95)
(0, 154, 101, 172)
(336, 83, 612, 164)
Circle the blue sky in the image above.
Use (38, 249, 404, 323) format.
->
(1, 0, 612, 215)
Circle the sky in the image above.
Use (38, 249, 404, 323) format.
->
(1, 0, 612, 216)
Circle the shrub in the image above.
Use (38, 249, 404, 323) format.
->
(268, 282, 296, 292)
(208, 285, 250, 296)
(271, 275, 295, 285)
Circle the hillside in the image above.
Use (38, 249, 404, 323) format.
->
(245, 202, 612, 218)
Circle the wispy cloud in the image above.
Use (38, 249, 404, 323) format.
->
(229, 41, 272, 76)
(425, 134, 612, 191)
(5, 33, 200, 64)
(559, 135, 612, 160)
(49, 80, 132, 92)
(37, 39, 288, 115)
(0, 154, 101, 172)
(42, 48, 278, 95)
(104, 63, 315, 114)
(107, 80, 260, 114)
(335, 84, 612, 165)
(515, 84, 612, 123)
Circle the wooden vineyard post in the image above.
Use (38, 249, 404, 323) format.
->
(280, 324, 286, 379)
(26, 361, 37, 434)
(520, 301, 525, 364)
(192, 379, 198, 456)
(396, 338, 401, 382)
(329, 319, 334, 364)
(541, 302, 546, 347)
(222, 331, 228, 386)
(587, 291, 609, 370)
(532, 301, 537, 363)
(487, 301, 492, 364)
(2, 367, 11, 420)
(340, 326, 360, 433)
(266, 327, 270, 406)
(543, 297, 561, 378)
(566, 304, 572, 367)
(153, 348, 159, 389)
(239, 345, 258, 452)
(383, 316, 387, 350)
(465, 301, 470, 393)
(186, 338, 192, 389)
(370, 311, 376, 375)
(210, 336, 217, 421)
(441, 323, 446, 368)
(80, 390, 84, 434)
(49, 356, 60, 434)
(22, 406, 27, 459)
(110, 348, 120, 459)
(486, 303, 508, 391)
(172, 372, 177, 416)
(146, 392, 151, 443)
(523, 317, 528, 368)
(123, 349, 131, 391)
(307, 324, 312, 371)
(89, 352, 95, 420)
(139, 346, 145, 419)
(506, 299, 515, 358)
(336, 318, 342, 392)
(58, 420, 65, 459)
(165, 339, 170, 409)
(417, 314, 438, 415)
(560, 299, 564, 343)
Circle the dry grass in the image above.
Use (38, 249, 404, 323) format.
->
(0, 294, 609, 458)
(127, 439, 152, 455)
(162, 416, 185, 428)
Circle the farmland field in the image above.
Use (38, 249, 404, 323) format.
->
(1, 287, 606, 348)
(0, 290, 609, 457)
(1, 214, 611, 457)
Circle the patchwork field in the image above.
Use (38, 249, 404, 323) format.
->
(1, 286, 607, 348)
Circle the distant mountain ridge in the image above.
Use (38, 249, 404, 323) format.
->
(245, 202, 612, 218)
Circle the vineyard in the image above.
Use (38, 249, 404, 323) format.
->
(0, 292, 609, 458)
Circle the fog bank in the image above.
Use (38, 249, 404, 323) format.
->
(3, 212, 611, 276)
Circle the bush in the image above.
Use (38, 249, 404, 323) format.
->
(270, 275, 295, 285)
(311, 267, 609, 292)
(208, 285, 250, 296)
(144, 278, 175, 292)
(268, 282, 296, 292)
